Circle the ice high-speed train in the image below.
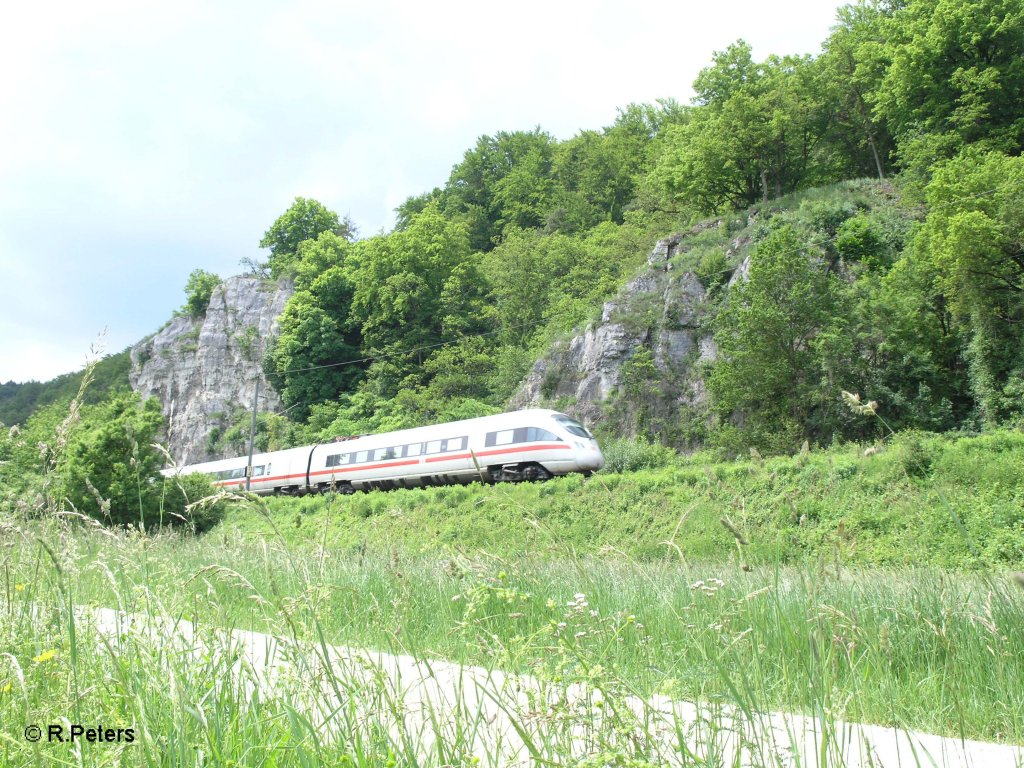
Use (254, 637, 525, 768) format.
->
(165, 409, 604, 495)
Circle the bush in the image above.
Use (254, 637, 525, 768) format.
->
(835, 215, 889, 269)
(893, 430, 936, 479)
(600, 437, 678, 473)
(61, 393, 227, 532)
(180, 269, 222, 319)
(160, 473, 229, 533)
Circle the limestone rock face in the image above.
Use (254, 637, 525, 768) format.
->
(511, 235, 718, 435)
(130, 276, 293, 465)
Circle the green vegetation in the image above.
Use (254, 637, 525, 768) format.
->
(255, 196, 356, 279)
(10, 0, 1024, 461)
(1, 487, 1022, 766)
(0, 365, 225, 532)
(178, 268, 223, 319)
(0, 349, 131, 427)
(227, 0, 1022, 453)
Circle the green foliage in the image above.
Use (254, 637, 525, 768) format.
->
(60, 394, 225, 530)
(179, 269, 222, 319)
(258, 197, 355, 279)
(0, 350, 131, 427)
(233, 428, 1024, 572)
(350, 205, 479, 354)
(42, 0, 1013, 458)
(266, 231, 364, 419)
(915, 150, 1024, 422)
(650, 42, 829, 213)
(694, 248, 730, 290)
(875, 0, 1024, 169)
(599, 437, 679, 473)
(892, 429, 936, 478)
(0, 389, 227, 532)
(440, 129, 558, 250)
(818, 0, 895, 180)
(835, 214, 889, 268)
(708, 224, 842, 451)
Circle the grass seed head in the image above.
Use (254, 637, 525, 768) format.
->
(720, 516, 749, 546)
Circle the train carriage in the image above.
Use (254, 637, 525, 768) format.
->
(164, 409, 604, 495)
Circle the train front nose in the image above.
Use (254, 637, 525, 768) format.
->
(578, 441, 605, 471)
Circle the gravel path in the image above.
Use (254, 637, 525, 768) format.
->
(87, 607, 1023, 768)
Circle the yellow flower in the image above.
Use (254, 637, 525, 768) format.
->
(14, 584, 24, 592)
(32, 650, 57, 664)
(1, 682, 11, 693)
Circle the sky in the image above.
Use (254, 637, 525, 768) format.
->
(0, 0, 849, 384)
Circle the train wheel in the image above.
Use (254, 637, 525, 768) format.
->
(522, 464, 552, 482)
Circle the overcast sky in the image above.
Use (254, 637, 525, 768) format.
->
(0, 0, 848, 384)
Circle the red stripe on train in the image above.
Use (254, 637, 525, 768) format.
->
(309, 459, 420, 479)
(424, 443, 571, 463)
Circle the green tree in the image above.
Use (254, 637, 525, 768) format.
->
(61, 393, 224, 530)
(819, 0, 896, 179)
(482, 229, 578, 345)
(915, 150, 1024, 421)
(180, 269, 223, 318)
(258, 197, 355, 278)
(347, 205, 485, 396)
(266, 230, 364, 419)
(441, 129, 557, 250)
(651, 42, 830, 213)
(708, 225, 841, 451)
(875, 0, 1024, 170)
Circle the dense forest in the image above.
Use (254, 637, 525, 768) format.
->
(2, 0, 1023, 526)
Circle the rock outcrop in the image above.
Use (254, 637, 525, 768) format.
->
(130, 276, 293, 465)
(511, 228, 749, 443)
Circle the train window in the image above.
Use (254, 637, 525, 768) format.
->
(251, 465, 265, 477)
(425, 440, 442, 454)
(406, 443, 422, 457)
(493, 430, 515, 446)
(326, 453, 351, 468)
(526, 427, 561, 442)
(554, 415, 593, 439)
(355, 450, 369, 463)
(444, 436, 467, 452)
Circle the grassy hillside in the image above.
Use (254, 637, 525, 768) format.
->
(224, 428, 1024, 570)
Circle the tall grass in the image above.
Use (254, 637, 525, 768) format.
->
(2, 512, 1023, 767)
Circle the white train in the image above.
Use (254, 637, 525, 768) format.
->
(165, 409, 604, 495)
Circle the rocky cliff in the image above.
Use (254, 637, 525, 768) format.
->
(511, 222, 753, 446)
(130, 276, 293, 465)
